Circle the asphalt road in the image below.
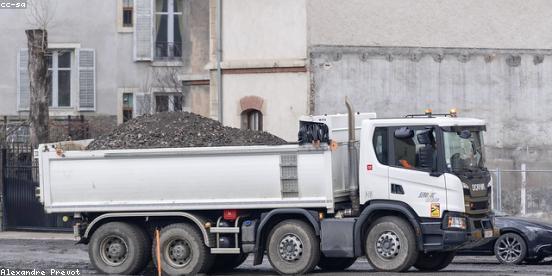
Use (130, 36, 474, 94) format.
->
(1, 239, 551, 276)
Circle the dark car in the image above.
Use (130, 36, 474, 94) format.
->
(459, 215, 552, 264)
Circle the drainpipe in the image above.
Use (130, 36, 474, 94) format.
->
(216, 0, 223, 122)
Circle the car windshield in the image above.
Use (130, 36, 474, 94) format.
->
(443, 128, 485, 172)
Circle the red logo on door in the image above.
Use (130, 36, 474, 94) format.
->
(367, 164, 373, 171)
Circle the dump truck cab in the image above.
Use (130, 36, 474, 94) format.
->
(358, 113, 494, 250)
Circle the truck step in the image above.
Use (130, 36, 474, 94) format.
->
(210, 227, 240, 233)
(211, 248, 241, 254)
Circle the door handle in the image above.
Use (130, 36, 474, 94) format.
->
(391, 183, 404, 195)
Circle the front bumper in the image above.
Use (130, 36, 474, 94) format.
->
(421, 214, 498, 252)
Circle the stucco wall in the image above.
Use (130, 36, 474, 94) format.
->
(222, 0, 307, 61)
(222, 72, 309, 141)
(308, 0, 552, 49)
(0, 0, 210, 118)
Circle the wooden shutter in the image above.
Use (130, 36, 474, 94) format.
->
(133, 92, 151, 117)
(77, 49, 96, 111)
(134, 0, 153, 60)
(17, 48, 30, 111)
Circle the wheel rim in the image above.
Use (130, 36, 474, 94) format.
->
(375, 231, 401, 259)
(165, 238, 193, 268)
(99, 235, 128, 266)
(278, 233, 304, 262)
(497, 236, 522, 263)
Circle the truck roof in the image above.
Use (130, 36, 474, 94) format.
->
(367, 116, 485, 127)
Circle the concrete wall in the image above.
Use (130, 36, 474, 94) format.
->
(308, 0, 552, 49)
(312, 46, 552, 168)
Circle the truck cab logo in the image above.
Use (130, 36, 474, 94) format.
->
(418, 192, 439, 202)
(471, 183, 486, 192)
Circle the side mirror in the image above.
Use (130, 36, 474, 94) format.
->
(459, 129, 472, 139)
(416, 130, 433, 145)
(394, 127, 414, 139)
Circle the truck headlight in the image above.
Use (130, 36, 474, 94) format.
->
(448, 216, 467, 229)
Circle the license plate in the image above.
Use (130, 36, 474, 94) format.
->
(484, 230, 493, 238)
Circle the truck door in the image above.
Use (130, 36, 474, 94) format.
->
(360, 126, 390, 202)
(387, 125, 447, 219)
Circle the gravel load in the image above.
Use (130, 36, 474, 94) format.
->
(86, 112, 288, 150)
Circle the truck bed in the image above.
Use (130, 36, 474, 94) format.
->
(38, 145, 337, 213)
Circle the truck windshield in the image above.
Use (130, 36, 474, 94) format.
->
(443, 128, 485, 172)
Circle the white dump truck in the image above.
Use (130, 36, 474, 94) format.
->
(37, 103, 496, 275)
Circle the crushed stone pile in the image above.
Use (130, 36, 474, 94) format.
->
(86, 112, 288, 150)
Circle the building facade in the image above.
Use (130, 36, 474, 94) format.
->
(0, 0, 211, 138)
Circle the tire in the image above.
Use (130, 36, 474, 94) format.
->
(413, 251, 455, 271)
(365, 216, 418, 272)
(209, 253, 249, 272)
(494, 233, 527, 265)
(152, 223, 214, 275)
(266, 219, 320, 275)
(318, 255, 357, 271)
(88, 222, 151, 275)
(525, 256, 545, 264)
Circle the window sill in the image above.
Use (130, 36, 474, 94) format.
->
(118, 27, 133, 33)
(151, 60, 184, 67)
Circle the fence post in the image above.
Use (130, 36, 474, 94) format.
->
(497, 168, 502, 212)
(521, 163, 526, 215)
(0, 148, 5, 231)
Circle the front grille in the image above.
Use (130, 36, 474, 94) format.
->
(469, 201, 488, 210)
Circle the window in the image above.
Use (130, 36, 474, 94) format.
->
(392, 127, 436, 171)
(155, 0, 183, 59)
(154, 93, 184, 112)
(241, 109, 263, 131)
(122, 0, 133, 27)
(122, 93, 134, 122)
(372, 127, 389, 165)
(46, 50, 72, 108)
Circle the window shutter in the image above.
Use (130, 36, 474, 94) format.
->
(17, 48, 30, 111)
(134, 0, 153, 61)
(133, 92, 151, 117)
(77, 48, 96, 111)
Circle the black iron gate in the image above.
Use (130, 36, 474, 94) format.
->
(2, 144, 70, 231)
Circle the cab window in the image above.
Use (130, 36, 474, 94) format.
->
(392, 127, 436, 171)
(372, 127, 389, 165)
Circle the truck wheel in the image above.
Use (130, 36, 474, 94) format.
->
(318, 255, 357, 271)
(89, 222, 150, 275)
(267, 219, 320, 275)
(413, 251, 455, 271)
(209, 253, 249, 272)
(152, 223, 214, 275)
(365, 216, 418, 272)
(494, 233, 527, 265)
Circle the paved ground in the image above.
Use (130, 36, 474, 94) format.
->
(0, 237, 551, 276)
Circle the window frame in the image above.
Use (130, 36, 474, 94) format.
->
(154, 92, 185, 112)
(154, 0, 183, 59)
(241, 109, 263, 131)
(47, 50, 73, 108)
(388, 125, 446, 174)
(118, 0, 134, 33)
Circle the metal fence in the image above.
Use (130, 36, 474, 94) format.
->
(490, 166, 552, 221)
(1, 143, 71, 231)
